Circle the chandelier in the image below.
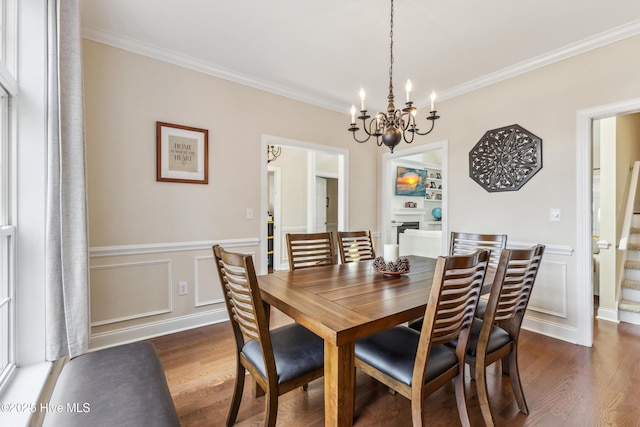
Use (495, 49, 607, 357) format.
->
(267, 145, 281, 163)
(348, 0, 440, 153)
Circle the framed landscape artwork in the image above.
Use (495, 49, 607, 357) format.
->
(395, 166, 427, 197)
(156, 121, 209, 184)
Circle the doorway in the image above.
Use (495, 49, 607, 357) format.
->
(380, 140, 448, 254)
(577, 97, 640, 347)
(315, 176, 339, 236)
(260, 135, 349, 274)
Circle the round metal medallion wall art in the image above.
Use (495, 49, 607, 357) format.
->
(469, 124, 542, 192)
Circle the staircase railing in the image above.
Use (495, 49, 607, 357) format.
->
(618, 161, 640, 251)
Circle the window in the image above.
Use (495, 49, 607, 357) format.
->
(0, 0, 17, 390)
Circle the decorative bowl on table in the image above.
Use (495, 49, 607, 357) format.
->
(373, 256, 410, 275)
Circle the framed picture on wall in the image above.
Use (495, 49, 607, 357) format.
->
(156, 121, 209, 184)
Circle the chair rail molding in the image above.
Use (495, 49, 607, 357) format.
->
(89, 237, 260, 258)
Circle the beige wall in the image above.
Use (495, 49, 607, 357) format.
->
(398, 34, 640, 333)
(84, 33, 640, 346)
(83, 40, 377, 345)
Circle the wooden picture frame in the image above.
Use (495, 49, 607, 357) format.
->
(156, 121, 208, 184)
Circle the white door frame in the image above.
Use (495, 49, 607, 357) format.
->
(380, 140, 448, 251)
(267, 165, 282, 270)
(576, 97, 640, 347)
(260, 135, 349, 274)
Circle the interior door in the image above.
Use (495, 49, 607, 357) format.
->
(315, 176, 327, 232)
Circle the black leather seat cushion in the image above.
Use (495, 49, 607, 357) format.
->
(475, 299, 488, 319)
(408, 317, 423, 331)
(464, 319, 512, 356)
(410, 297, 488, 331)
(44, 342, 179, 427)
(354, 326, 457, 387)
(242, 323, 324, 384)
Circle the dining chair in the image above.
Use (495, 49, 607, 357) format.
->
(354, 249, 490, 427)
(462, 244, 545, 427)
(286, 232, 336, 270)
(337, 230, 375, 263)
(450, 232, 507, 320)
(408, 232, 508, 331)
(212, 245, 324, 427)
(450, 231, 507, 269)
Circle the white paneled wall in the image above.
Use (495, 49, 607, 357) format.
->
(89, 239, 258, 349)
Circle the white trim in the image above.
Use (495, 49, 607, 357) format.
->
(436, 20, 640, 104)
(89, 308, 229, 351)
(267, 165, 282, 270)
(521, 315, 579, 344)
(89, 237, 260, 257)
(307, 151, 316, 232)
(82, 26, 346, 113)
(508, 241, 573, 257)
(83, 20, 640, 113)
(596, 306, 620, 323)
(0, 362, 51, 427)
(576, 96, 640, 347)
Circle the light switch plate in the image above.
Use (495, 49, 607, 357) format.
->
(550, 208, 561, 222)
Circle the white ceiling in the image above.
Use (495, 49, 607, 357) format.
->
(80, 0, 640, 114)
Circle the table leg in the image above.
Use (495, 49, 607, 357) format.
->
(324, 341, 355, 427)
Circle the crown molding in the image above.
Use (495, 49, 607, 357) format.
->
(82, 25, 346, 113)
(84, 19, 640, 113)
(435, 19, 640, 103)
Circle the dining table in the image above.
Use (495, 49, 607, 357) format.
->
(257, 255, 442, 427)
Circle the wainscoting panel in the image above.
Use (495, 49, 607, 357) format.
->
(89, 239, 260, 348)
(195, 255, 223, 307)
(528, 260, 568, 318)
(90, 260, 172, 326)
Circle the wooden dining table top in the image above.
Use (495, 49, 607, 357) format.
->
(257, 254, 493, 427)
(257, 255, 438, 347)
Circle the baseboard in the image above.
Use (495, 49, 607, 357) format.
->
(521, 315, 581, 344)
(89, 308, 229, 351)
(596, 306, 620, 323)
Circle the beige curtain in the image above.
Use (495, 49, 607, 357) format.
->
(45, 0, 90, 360)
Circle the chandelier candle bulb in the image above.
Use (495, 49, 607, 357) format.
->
(405, 79, 412, 102)
(360, 88, 366, 111)
(350, 105, 356, 124)
(430, 91, 436, 112)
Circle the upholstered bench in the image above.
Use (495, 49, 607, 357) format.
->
(43, 341, 179, 427)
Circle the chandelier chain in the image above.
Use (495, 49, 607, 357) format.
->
(389, 0, 394, 91)
(348, 0, 440, 153)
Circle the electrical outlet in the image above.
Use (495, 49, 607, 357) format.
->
(178, 281, 188, 295)
(549, 208, 561, 222)
(246, 208, 254, 220)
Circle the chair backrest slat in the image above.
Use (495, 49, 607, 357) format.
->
(449, 232, 507, 269)
(430, 251, 489, 345)
(287, 232, 337, 270)
(213, 245, 274, 362)
(491, 245, 544, 325)
(337, 230, 376, 263)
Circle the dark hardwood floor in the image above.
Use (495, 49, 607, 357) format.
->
(149, 308, 640, 426)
